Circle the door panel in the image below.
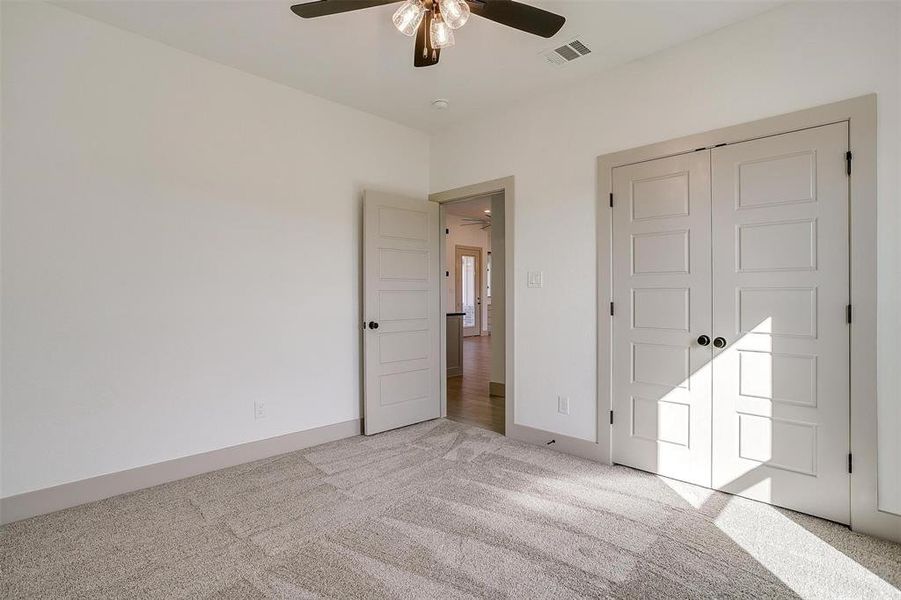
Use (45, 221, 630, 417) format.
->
(612, 151, 713, 487)
(711, 122, 850, 524)
(364, 191, 440, 435)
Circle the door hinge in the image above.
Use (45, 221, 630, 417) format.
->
(446, 270, 449, 277)
(848, 453, 853, 474)
(609, 193, 614, 208)
(609, 410, 614, 425)
(846, 151, 852, 176)
(609, 301, 614, 316)
(445, 227, 449, 234)
(846, 304, 852, 324)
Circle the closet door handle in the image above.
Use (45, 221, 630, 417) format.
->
(368, 321, 379, 330)
(697, 335, 711, 346)
(713, 336, 727, 348)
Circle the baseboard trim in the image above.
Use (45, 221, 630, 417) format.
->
(0, 418, 361, 525)
(507, 422, 609, 463)
(489, 382, 505, 397)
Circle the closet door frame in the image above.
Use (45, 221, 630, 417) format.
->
(597, 95, 892, 542)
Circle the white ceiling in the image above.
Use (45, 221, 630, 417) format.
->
(445, 194, 494, 218)
(57, 1, 779, 133)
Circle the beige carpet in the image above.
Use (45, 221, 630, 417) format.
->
(1, 418, 899, 599)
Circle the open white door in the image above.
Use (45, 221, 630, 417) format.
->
(363, 190, 440, 435)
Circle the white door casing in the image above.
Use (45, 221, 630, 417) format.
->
(363, 190, 440, 435)
(611, 151, 713, 488)
(710, 123, 850, 524)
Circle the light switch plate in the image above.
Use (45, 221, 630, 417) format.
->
(527, 271, 544, 288)
(557, 396, 570, 415)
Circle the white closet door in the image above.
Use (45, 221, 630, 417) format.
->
(710, 123, 850, 524)
(612, 151, 713, 488)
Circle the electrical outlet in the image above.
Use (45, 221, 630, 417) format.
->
(527, 271, 544, 288)
(557, 396, 570, 415)
(254, 399, 266, 420)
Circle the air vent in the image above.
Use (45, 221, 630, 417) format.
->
(554, 45, 580, 62)
(568, 40, 591, 56)
(541, 37, 592, 66)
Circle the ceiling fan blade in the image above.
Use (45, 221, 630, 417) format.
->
(414, 12, 440, 67)
(468, 0, 565, 38)
(290, 1, 400, 19)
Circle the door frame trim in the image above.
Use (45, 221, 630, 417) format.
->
(454, 244, 484, 336)
(430, 177, 514, 435)
(597, 95, 896, 542)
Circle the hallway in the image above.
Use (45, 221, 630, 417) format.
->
(447, 336, 504, 434)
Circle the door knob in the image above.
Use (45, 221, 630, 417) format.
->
(697, 335, 711, 346)
(713, 336, 727, 348)
(368, 321, 379, 330)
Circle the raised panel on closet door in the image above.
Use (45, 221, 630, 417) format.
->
(710, 122, 850, 524)
(611, 151, 712, 488)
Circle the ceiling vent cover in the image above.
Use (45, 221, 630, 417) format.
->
(542, 37, 592, 66)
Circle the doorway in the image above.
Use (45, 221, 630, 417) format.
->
(440, 191, 506, 434)
(363, 176, 513, 440)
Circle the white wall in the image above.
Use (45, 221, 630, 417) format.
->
(430, 0, 901, 512)
(445, 213, 491, 332)
(0, 2, 429, 498)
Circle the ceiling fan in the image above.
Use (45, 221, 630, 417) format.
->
(461, 214, 491, 229)
(290, 1, 566, 67)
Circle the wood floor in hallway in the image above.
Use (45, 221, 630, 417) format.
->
(446, 335, 504, 434)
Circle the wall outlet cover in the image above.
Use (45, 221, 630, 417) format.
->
(527, 271, 544, 288)
(557, 396, 570, 415)
(254, 400, 266, 419)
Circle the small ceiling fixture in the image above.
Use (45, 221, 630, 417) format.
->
(432, 98, 450, 110)
(291, 1, 566, 68)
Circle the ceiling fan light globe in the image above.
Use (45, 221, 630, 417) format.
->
(429, 12, 455, 49)
(438, 0, 470, 29)
(393, 0, 425, 37)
